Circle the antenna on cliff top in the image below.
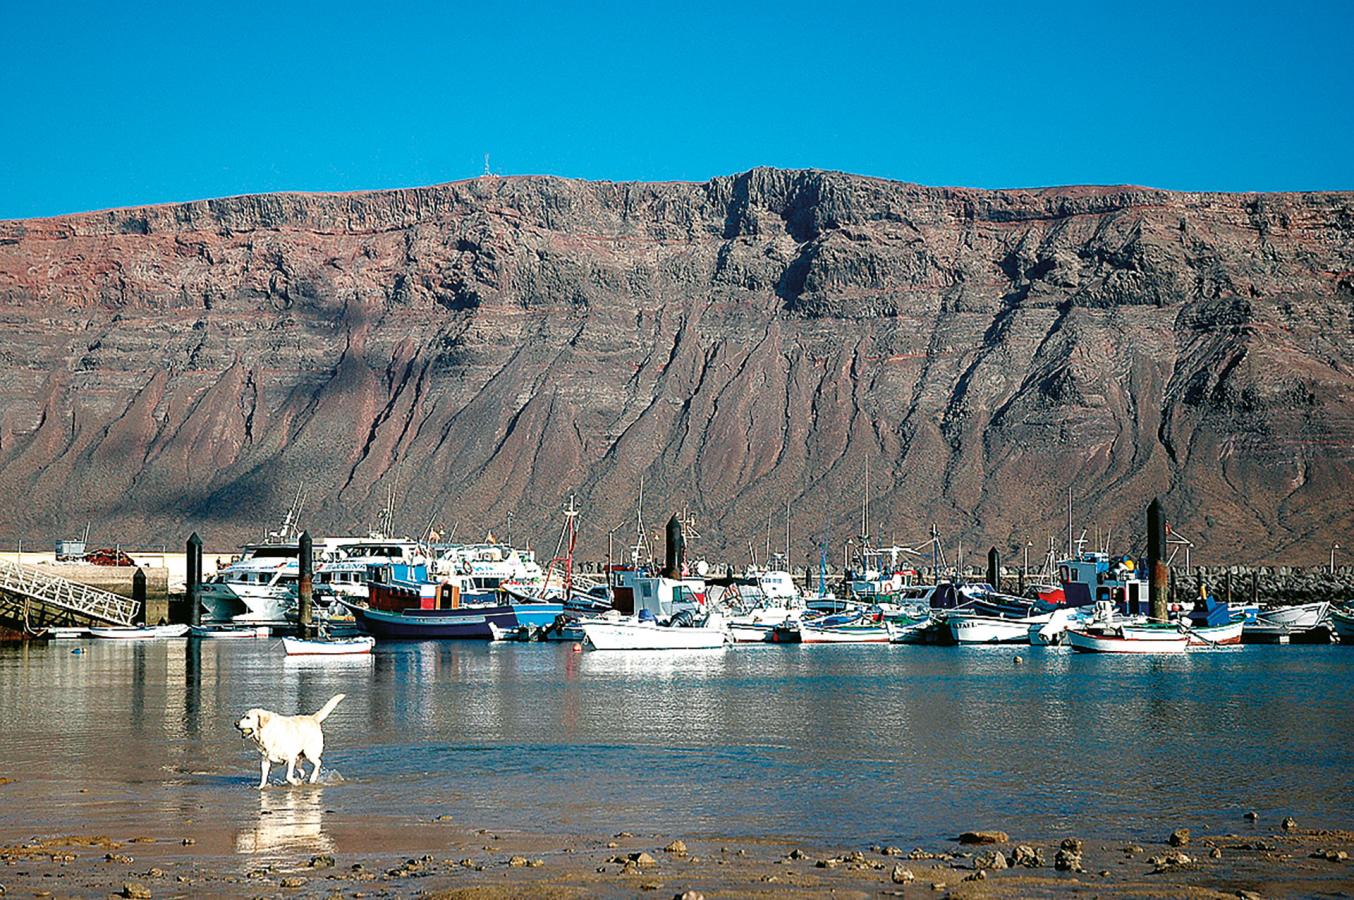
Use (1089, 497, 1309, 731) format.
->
(483, 153, 492, 177)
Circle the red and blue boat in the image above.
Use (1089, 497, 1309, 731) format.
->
(340, 563, 564, 640)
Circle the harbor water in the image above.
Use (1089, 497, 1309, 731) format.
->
(2, 640, 1351, 857)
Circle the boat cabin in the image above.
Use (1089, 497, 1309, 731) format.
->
(1057, 552, 1148, 613)
(367, 563, 463, 612)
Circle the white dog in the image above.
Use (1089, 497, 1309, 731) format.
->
(236, 694, 345, 788)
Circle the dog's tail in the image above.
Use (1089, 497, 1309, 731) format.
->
(312, 693, 346, 722)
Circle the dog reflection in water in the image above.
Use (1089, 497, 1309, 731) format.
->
(235, 786, 335, 855)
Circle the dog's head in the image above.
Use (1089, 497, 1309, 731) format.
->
(235, 708, 271, 739)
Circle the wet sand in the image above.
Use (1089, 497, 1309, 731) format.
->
(2, 786, 1351, 899)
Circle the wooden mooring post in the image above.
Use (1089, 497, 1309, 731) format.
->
(298, 530, 315, 639)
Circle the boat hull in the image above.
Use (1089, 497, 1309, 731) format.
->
(1252, 601, 1330, 631)
(89, 624, 190, 640)
(796, 625, 890, 643)
(346, 601, 564, 639)
(948, 614, 1047, 644)
(190, 625, 270, 639)
(1121, 620, 1244, 646)
(1067, 629, 1189, 654)
(282, 636, 375, 656)
(581, 621, 726, 650)
(1331, 609, 1354, 640)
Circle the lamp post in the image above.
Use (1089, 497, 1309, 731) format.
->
(1024, 541, 1031, 581)
(1333, 543, 1341, 575)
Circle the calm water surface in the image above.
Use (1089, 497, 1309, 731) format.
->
(1, 640, 1351, 853)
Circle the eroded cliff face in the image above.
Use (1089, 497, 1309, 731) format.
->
(1, 169, 1351, 562)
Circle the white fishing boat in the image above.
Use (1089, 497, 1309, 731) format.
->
(43, 627, 90, 640)
(281, 635, 375, 656)
(948, 611, 1051, 644)
(89, 624, 191, 640)
(1067, 628, 1189, 654)
(1121, 618, 1244, 646)
(793, 615, 891, 643)
(190, 624, 271, 639)
(581, 612, 727, 650)
(1257, 601, 1330, 630)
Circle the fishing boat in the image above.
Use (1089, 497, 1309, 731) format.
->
(342, 562, 563, 639)
(1243, 601, 1331, 642)
(1119, 618, 1244, 646)
(777, 610, 891, 643)
(715, 565, 810, 642)
(42, 627, 90, 640)
(580, 609, 727, 650)
(1331, 607, 1354, 642)
(189, 624, 271, 639)
(89, 624, 191, 640)
(885, 614, 933, 644)
(281, 635, 375, 656)
(1067, 628, 1189, 654)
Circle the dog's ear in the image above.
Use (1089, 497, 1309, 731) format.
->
(255, 710, 272, 727)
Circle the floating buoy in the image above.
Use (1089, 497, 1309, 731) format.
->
(1013, 655, 1023, 665)
(572, 643, 583, 653)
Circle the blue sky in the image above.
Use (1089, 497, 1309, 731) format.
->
(2, 1, 1351, 218)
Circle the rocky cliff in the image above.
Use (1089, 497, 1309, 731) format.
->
(1, 169, 1351, 563)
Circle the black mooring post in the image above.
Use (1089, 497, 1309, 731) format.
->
(987, 547, 1000, 592)
(298, 530, 314, 639)
(133, 567, 148, 623)
(1148, 498, 1168, 622)
(663, 516, 683, 580)
(186, 532, 203, 627)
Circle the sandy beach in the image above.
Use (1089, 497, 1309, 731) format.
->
(3, 785, 1352, 899)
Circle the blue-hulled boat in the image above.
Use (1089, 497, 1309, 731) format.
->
(340, 562, 563, 639)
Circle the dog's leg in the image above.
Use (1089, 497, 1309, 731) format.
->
(308, 754, 322, 784)
(259, 759, 270, 789)
(286, 757, 301, 786)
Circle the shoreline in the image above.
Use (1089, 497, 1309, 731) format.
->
(3, 810, 1351, 897)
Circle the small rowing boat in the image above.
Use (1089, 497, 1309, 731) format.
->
(89, 624, 190, 640)
(1067, 628, 1189, 654)
(1330, 607, 1354, 642)
(190, 624, 271, 639)
(281, 635, 375, 656)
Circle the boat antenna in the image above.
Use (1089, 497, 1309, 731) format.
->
(1066, 487, 1073, 559)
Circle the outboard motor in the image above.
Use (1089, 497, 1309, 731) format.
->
(668, 609, 695, 628)
(638, 608, 658, 624)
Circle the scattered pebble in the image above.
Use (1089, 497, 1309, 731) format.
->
(1282, 816, 1298, 832)
(308, 855, 334, 869)
(120, 883, 150, 899)
(507, 856, 529, 868)
(674, 892, 704, 900)
(1010, 845, 1044, 868)
(958, 830, 1008, 845)
(1060, 837, 1084, 852)
(1169, 828, 1191, 847)
(1244, 811, 1259, 821)
(891, 864, 914, 884)
(664, 840, 687, 855)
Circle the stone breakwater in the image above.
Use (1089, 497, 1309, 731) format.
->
(1174, 565, 1354, 607)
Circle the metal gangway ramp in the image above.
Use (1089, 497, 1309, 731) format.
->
(0, 559, 140, 626)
